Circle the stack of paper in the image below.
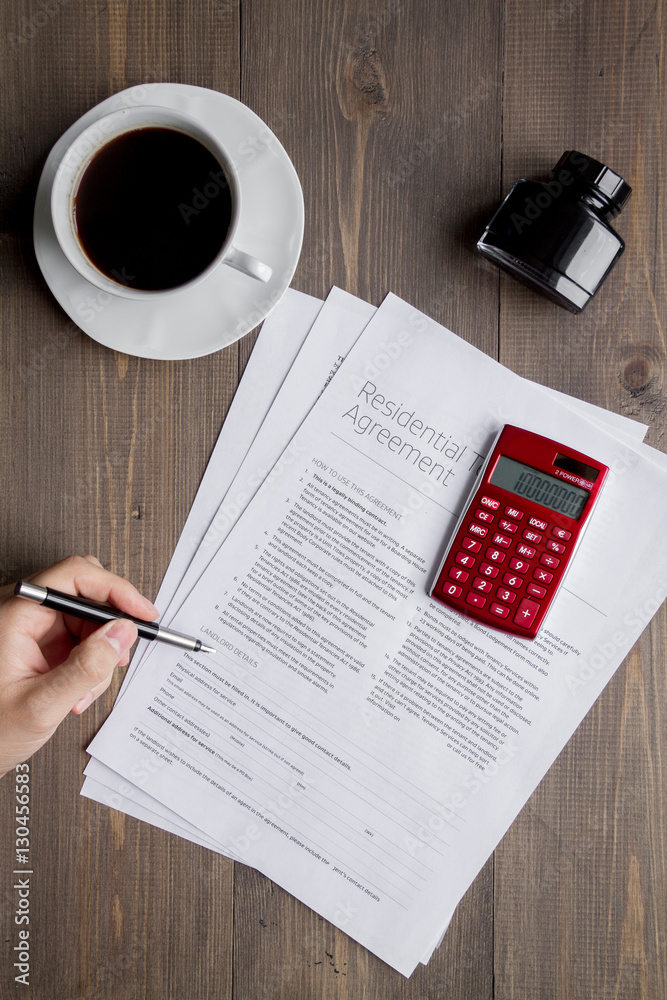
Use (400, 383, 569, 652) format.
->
(82, 288, 667, 976)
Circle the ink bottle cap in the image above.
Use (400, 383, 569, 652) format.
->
(477, 151, 631, 312)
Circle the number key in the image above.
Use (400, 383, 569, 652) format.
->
(449, 567, 469, 583)
(496, 587, 517, 604)
(509, 557, 530, 573)
(485, 547, 506, 564)
(456, 551, 476, 568)
(461, 537, 482, 553)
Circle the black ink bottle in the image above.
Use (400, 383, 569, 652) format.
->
(477, 151, 631, 312)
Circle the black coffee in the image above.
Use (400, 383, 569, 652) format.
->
(74, 127, 232, 291)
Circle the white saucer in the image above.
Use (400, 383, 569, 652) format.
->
(33, 84, 304, 359)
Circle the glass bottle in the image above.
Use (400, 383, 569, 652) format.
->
(477, 151, 631, 312)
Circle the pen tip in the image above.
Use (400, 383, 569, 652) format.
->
(200, 644, 216, 654)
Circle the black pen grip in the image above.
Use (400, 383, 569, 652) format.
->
(40, 587, 159, 641)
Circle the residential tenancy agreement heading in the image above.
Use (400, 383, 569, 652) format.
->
(88, 291, 667, 975)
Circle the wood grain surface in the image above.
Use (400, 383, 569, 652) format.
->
(0, 1, 664, 998)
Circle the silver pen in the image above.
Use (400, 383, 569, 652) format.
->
(15, 581, 216, 655)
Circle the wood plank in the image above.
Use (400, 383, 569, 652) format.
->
(496, 1, 667, 997)
(3, 0, 663, 996)
(0, 0, 241, 997)
(234, 0, 502, 995)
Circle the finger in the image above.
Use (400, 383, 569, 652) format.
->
(71, 670, 115, 714)
(82, 555, 104, 569)
(25, 555, 158, 622)
(30, 619, 138, 723)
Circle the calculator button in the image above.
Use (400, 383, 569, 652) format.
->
(490, 602, 510, 619)
(461, 537, 482, 553)
(468, 522, 489, 538)
(492, 532, 512, 548)
(475, 508, 495, 524)
(465, 592, 487, 609)
(443, 583, 462, 598)
(503, 573, 523, 589)
(480, 495, 500, 510)
(515, 543, 536, 559)
(546, 539, 565, 554)
(472, 577, 493, 594)
(522, 529, 542, 544)
(513, 598, 541, 629)
(485, 547, 506, 564)
(496, 587, 517, 603)
(456, 552, 476, 568)
(504, 506, 524, 520)
(509, 558, 530, 573)
(533, 567, 553, 584)
(449, 567, 469, 583)
(528, 516, 548, 531)
(527, 582, 547, 599)
(552, 527, 572, 540)
(540, 553, 560, 569)
(479, 561, 499, 578)
(498, 518, 518, 534)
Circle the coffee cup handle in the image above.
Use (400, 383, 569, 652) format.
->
(224, 246, 272, 283)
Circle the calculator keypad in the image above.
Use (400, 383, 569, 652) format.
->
(434, 494, 574, 635)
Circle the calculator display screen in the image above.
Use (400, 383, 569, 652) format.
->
(490, 456, 589, 519)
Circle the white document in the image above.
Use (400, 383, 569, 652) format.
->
(83, 288, 646, 849)
(149, 287, 324, 617)
(81, 288, 323, 815)
(87, 292, 667, 975)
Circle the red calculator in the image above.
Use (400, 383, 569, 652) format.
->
(429, 425, 608, 638)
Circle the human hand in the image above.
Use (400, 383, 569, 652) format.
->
(0, 555, 158, 777)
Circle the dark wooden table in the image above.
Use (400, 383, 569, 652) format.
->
(1, 1, 665, 997)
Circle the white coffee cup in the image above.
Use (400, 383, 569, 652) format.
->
(50, 105, 272, 299)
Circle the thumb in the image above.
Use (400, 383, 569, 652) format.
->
(36, 619, 138, 722)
